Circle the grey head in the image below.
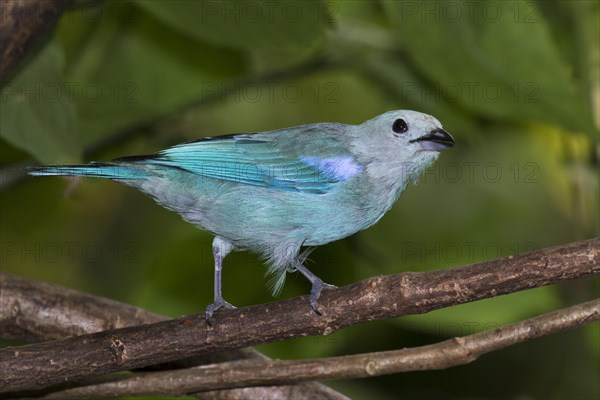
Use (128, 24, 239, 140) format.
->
(350, 110, 455, 189)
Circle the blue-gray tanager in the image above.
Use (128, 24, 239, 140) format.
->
(28, 110, 454, 321)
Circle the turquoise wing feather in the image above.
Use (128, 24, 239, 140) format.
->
(118, 130, 363, 194)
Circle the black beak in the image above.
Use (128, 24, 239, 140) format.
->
(410, 128, 455, 151)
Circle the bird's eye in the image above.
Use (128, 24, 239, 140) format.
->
(392, 118, 408, 134)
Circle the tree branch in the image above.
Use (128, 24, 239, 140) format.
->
(28, 299, 600, 398)
(0, 274, 348, 400)
(1, 238, 599, 392)
(0, 0, 73, 79)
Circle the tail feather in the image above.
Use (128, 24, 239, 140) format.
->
(26, 162, 148, 180)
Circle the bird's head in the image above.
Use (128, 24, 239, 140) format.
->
(351, 110, 455, 188)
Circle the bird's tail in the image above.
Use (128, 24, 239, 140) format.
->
(26, 162, 149, 180)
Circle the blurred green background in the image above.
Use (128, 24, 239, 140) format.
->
(1, 0, 599, 398)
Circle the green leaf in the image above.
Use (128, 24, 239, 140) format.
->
(0, 40, 80, 163)
(60, 1, 246, 146)
(131, 0, 329, 51)
(383, 0, 596, 135)
(359, 50, 479, 137)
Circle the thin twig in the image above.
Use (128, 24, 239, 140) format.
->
(29, 299, 600, 399)
(0, 274, 348, 400)
(1, 238, 599, 392)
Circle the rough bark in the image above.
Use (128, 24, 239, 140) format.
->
(1, 238, 598, 392)
(0, 273, 348, 400)
(0, 0, 72, 79)
(33, 299, 600, 398)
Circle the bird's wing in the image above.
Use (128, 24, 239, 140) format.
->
(115, 128, 363, 194)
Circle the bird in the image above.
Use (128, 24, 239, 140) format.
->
(27, 110, 454, 321)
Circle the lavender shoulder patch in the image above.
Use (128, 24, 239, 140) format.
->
(300, 156, 363, 181)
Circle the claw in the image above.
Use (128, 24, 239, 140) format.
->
(292, 260, 337, 316)
(308, 279, 336, 315)
(205, 299, 236, 324)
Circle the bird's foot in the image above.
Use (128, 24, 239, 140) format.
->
(205, 298, 236, 324)
(309, 280, 337, 315)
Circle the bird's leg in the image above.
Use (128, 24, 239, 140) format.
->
(205, 236, 236, 323)
(292, 259, 337, 315)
